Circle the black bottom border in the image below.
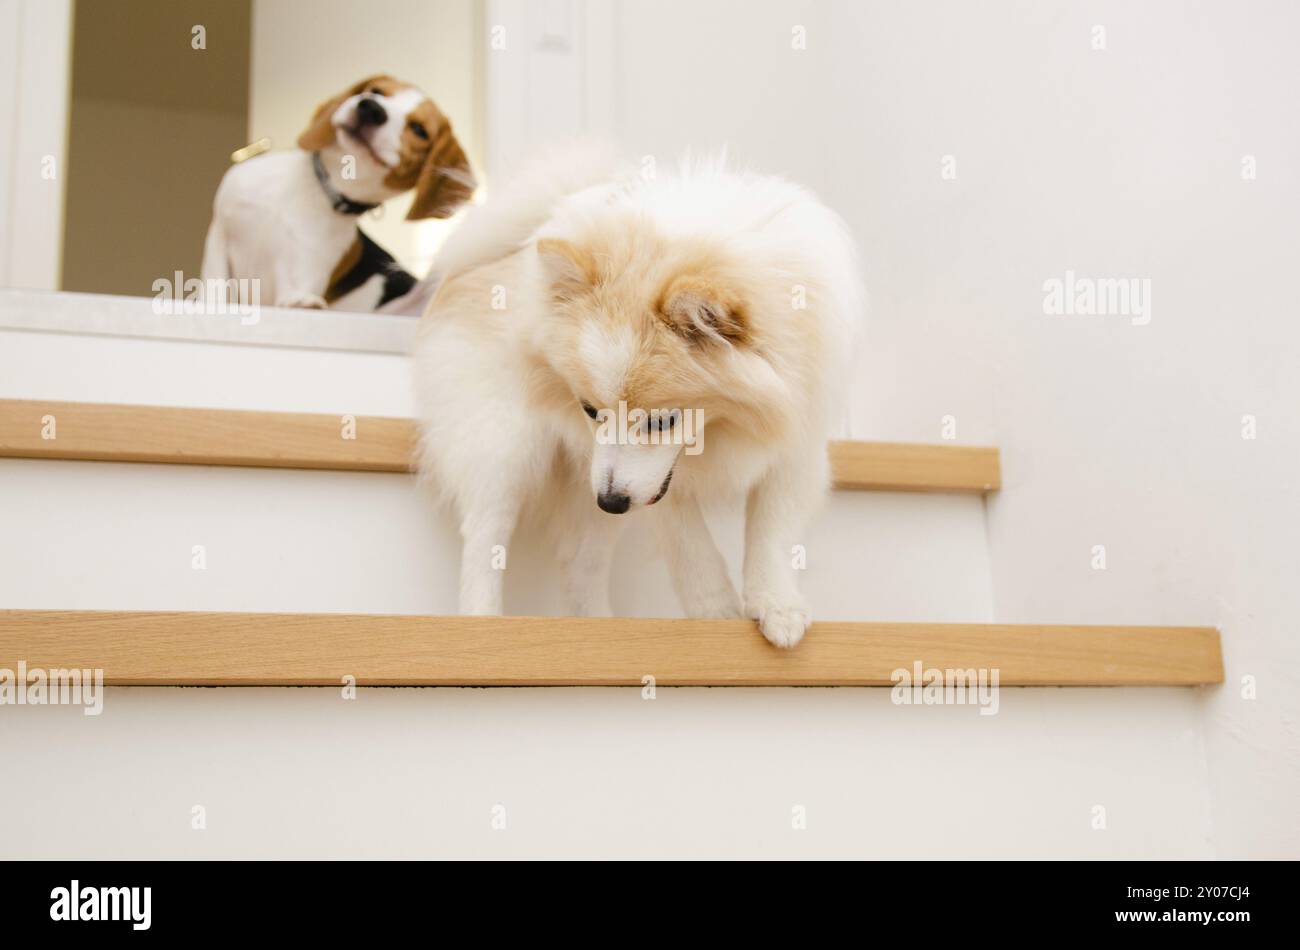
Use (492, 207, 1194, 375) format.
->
(1, 859, 1284, 936)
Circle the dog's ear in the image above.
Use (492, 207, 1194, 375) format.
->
(297, 75, 392, 151)
(659, 273, 749, 345)
(406, 122, 476, 220)
(536, 238, 599, 298)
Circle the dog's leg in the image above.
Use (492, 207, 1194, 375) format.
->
(743, 449, 829, 648)
(275, 292, 329, 310)
(273, 258, 329, 309)
(452, 447, 533, 616)
(657, 493, 743, 619)
(423, 335, 541, 616)
(457, 499, 522, 616)
(557, 506, 624, 617)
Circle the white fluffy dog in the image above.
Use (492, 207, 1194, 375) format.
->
(412, 146, 862, 647)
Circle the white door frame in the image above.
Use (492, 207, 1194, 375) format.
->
(482, 0, 618, 183)
(0, 0, 72, 291)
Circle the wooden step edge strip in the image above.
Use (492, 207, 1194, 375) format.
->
(0, 611, 1222, 687)
(0, 399, 1001, 493)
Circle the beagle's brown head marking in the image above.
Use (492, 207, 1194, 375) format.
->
(386, 97, 476, 220)
(297, 75, 392, 152)
(297, 74, 476, 220)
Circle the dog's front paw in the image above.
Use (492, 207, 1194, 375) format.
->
(276, 292, 328, 310)
(747, 596, 811, 649)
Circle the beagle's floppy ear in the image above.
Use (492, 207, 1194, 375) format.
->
(297, 75, 393, 151)
(406, 122, 476, 220)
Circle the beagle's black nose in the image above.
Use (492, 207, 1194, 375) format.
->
(356, 97, 387, 127)
(597, 491, 631, 514)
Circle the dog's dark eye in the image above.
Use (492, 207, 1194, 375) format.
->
(369, 87, 384, 96)
(582, 402, 598, 419)
(409, 121, 429, 140)
(650, 409, 680, 432)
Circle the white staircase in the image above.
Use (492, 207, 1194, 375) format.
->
(0, 310, 1219, 858)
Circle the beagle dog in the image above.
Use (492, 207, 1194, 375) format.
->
(202, 75, 475, 312)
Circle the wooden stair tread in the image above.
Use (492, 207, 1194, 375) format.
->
(0, 399, 1001, 493)
(0, 610, 1221, 687)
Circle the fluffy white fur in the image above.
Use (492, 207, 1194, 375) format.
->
(412, 145, 862, 647)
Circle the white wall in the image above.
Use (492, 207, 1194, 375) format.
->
(249, 0, 482, 275)
(480, 0, 1299, 855)
(955, 1, 1300, 858)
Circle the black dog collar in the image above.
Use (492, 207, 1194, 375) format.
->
(311, 151, 379, 216)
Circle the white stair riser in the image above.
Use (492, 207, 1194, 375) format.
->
(2, 688, 1210, 859)
(0, 459, 992, 621)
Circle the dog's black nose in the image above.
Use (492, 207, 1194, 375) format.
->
(597, 491, 631, 514)
(356, 97, 387, 127)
